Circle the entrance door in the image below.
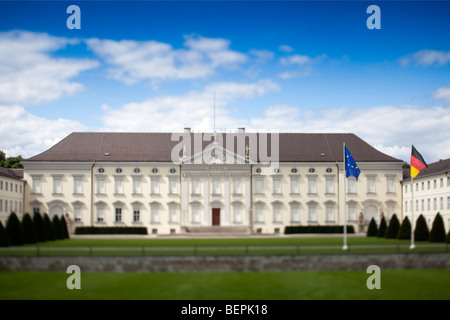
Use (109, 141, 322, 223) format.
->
(212, 208, 221, 226)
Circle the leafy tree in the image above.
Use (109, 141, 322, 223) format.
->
(5, 212, 24, 246)
(3, 155, 24, 169)
(377, 216, 387, 238)
(60, 215, 70, 239)
(366, 217, 378, 237)
(33, 212, 46, 242)
(43, 214, 55, 241)
(21, 213, 37, 244)
(397, 216, 411, 240)
(0, 221, 9, 247)
(0, 150, 5, 167)
(52, 215, 63, 240)
(429, 213, 446, 243)
(414, 214, 429, 241)
(385, 214, 401, 239)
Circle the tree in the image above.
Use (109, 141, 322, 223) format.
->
(0, 221, 9, 247)
(0, 150, 5, 167)
(377, 216, 387, 238)
(43, 214, 55, 241)
(429, 213, 446, 243)
(414, 214, 429, 241)
(3, 155, 24, 169)
(52, 215, 63, 240)
(366, 217, 378, 237)
(60, 215, 70, 239)
(33, 212, 46, 242)
(385, 214, 401, 239)
(397, 216, 411, 240)
(21, 213, 36, 244)
(5, 212, 24, 246)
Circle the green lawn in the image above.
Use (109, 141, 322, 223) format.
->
(0, 269, 449, 300)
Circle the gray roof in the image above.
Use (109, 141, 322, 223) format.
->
(0, 168, 24, 180)
(25, 132, 401, 163)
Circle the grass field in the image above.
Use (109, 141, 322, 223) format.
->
(0, 269, 449, 300)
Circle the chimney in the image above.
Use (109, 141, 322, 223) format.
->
(238, 127, 245, 133)
(184, 127, 191, 133)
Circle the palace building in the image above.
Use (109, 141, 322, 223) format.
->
(20, 129, 404, 235)
(0, 167, 25, 223)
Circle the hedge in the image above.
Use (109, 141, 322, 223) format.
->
(284, 225, 355, 234)
(75, 226, 148, 235)
(366, 218, 378, 237)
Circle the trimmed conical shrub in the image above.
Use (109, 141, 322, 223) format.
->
(0, 221, 9, 247)
(397, 216, 411, 240)
(60, 215, 70, 239)
(33, 211, 46, 242)
(5, 212, 23, 246)
(21, 213, 37, 244)
(377, 216, 387, 238)
(429, 213, 446, 243)
(367, 217, 378, 237)
(43, 214, 55, 241)
(414, 214, 429, 241)
(52, 215, 63, 240)
(385, 214, 401, 239)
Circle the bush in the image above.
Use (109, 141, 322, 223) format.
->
(5, 212, 23, 246)
(284, 225, 355, 234)
(366, 218, 378, 237)
(397, 216, 411, 240)
(429, 213, 446, 243)
(414, 214, 429, 241)
(385, 214, 400, 239)
(43, 214, 54, 241)
(60, 215, 70, 239)
(75, 226, 148, 235)
(0, 221, 9, 247)
(377, 217, 387, 238)
(21, 213, 36, 244)
(52, 215, 64, 240)
(33, 212, 46, 242)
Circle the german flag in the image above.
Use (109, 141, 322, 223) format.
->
(411, 145, 428, 178)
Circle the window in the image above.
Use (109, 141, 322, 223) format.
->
(273, 205, 282, 223)
(0, 180, 2, 190)
(5, 182, 7, 191)
(274, 168, 280, 174)
(74, 206, 82, 222)
(133, 209, 140, 222)
(386, 176, 396, 193)
(326, 168, 333, 173)
(433, 198, 437, 210)
(192, 205, 200, 224)
(256, 168, 262, 174)
(440, 178, 444, 188)
(169, 177, 178, 194)
(115, 208, 122, 222)
(212, 178, 221, 195)
(255, 178, 264, 194)
(150, 176, 160, 194)
(308, 168, 315, 173)
(386, 203, 395, 217)
(5, 200, 7, 212)
(116, 168, 122, 174)
(15, 184, 18, 193)
(308, 177, 317, 194)
(134, 168, 141, 174)
(291, 168, 298, 173)
(416, 200, 419, 211)
(33, 207, 40, 215)
(433, 180, 437, 188)
(447, 197, 450, 210)
(151, 204, 160, 223)
(440, 197, 444, 210)
(73, 176, 83, 194)
(405, 185, 408, 193)
(255, 206, 264, 223)
(0, 200, 2, 212)
(96, 206, 104, 222)
(115, 177, 124, 194)
(272, 177, 282, 194)
(326, 205, 335, 222)
(53, 176, 62, 194)
(98, 168, 105, 173)
(347, 177, 356, 194)
(191, 178, 200, 194)
(416, 183, 419, 191)
(169, 205, 178, 223)
(325, 177, 334, 194)
(152, 168, 159, 174)
(405, 201, 408, 212)
(170, 168, 176, 174)
(427, 181, 430, 190)
(18, 202, 22, 214)
(133, 177, 142, 194)
(421, 182, 425, 190)
(427, 198, 431, 211)
(290, 205, 300, 223)
(421, 199, 424, 211)
(290, 177, 299, 194)
(232, 177, 242, 194)
(32, 176, 42, 194)
(347, 204, 357, 221)
(233, 204, 242, 223)
(308, 204, 317, 222)
(96, 177, 106, 194)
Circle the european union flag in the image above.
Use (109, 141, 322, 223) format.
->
(345, 146, 361, 180)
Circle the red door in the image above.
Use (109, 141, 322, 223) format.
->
(212, 208, 220, 226)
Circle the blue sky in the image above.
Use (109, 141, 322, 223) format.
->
(0, 1, 449, 163)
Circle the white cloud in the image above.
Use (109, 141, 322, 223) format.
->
(400, 49, 450, 67)
(100, 80, 280, 132)
(0, 30, 98, 106)
(278, 54, 326, 79)
(433, 85, 450, 103)
(249, 49, 274, 63)
(0, 105, 87, 158)
(86, 35, 247, 85)
(278, 45, 294, 53)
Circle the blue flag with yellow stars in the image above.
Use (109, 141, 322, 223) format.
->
(345, 146, 361, 180)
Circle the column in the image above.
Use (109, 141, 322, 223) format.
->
(224, 173, 230, 226)
(203, 173, 209, 226)
(244, 173, 251, 226)
(181, 173, 189, 226)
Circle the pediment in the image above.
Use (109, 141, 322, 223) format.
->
(181, 142, 254, 165)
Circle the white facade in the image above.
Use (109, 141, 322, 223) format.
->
(0, 170, 25, 224)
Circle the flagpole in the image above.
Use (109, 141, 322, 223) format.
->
(343, 142, 348, 250)
(410, 175, 415, 250)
